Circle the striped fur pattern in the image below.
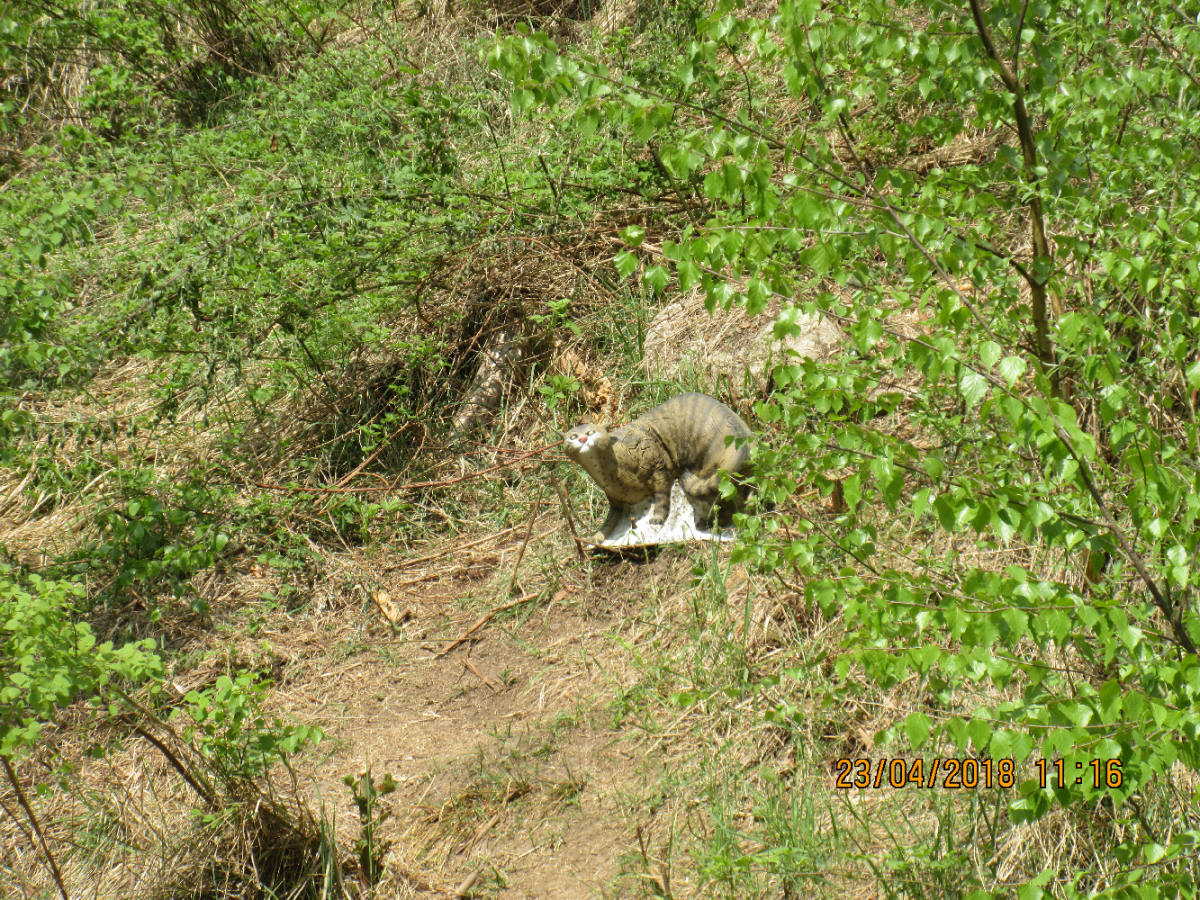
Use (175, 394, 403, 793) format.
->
(563, 393, 753, 541)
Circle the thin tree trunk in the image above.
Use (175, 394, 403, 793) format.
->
(968, 0, 1062, 396)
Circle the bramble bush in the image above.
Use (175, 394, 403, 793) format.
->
(1, 562, 323, 900)
(1, 564, 320, 784)
(0, 566, 161, 759)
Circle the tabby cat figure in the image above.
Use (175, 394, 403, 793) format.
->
(563, 393, 753, 543)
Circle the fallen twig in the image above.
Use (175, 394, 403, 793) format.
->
(462, 813, 502, 854)
(333, 423, 411, 488)
(382, 526, 521, 571)
(454, 869, 481, 898)
(2, 757, 69, 900)
(506, 488, 543, 596)
(548, 470, 588, 561)
(464, 658, 498, 691)
(434, 591, 540, 659)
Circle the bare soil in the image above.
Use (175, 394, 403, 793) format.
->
(261, 542, 700, 898)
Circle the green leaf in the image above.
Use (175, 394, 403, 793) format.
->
(643, 265, 668, 295)
(619, 225, 645, 248)
(746, 279, 770, 316)
(802, 241, 836, 277)
(1017, 870, 1053, 900)
(677, 260, 700, 291)
(959, 369, 988, 410)
(1186, 360, 1200, 391)
(1024, 501, 1054, 528)
(579, 110, 599, 138)
(842, 473, 861, 512)
(911, 488, 930, 519)
(998, 356, 1027, 387)
(979, 341, 1002, 370)
(905, 711, 932, 748)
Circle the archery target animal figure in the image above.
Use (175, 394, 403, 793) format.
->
(563, 393, 753, 544)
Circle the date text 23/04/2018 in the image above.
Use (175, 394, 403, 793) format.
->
(833, 757, 1124, 791)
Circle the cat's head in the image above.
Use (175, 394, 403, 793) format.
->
(562, 422, 612, 459)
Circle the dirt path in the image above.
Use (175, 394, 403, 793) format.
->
(268, 553, 689, 898)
